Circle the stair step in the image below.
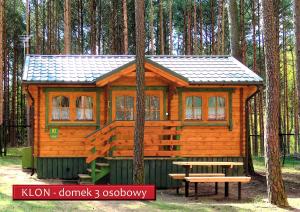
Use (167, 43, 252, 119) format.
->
(79, 181, 93, 185)
(78, 174, 92, 179)
(96, 163, 109, 167)
(87, 168, 101, 173)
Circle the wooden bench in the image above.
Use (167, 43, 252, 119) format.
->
(184, 176, 251, 200)
(169, 173, 225, 194)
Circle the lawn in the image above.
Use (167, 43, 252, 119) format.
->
(0, 148, 300, 211)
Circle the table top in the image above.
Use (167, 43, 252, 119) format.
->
(172, 161, 244, 166)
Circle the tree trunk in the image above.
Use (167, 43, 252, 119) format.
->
(97, 0, 102, 54)
(159, 0, 164, 54)
(199, 0, 203, 54)
(90, 0, 96, 54)
(294, 0, 300, 136)
(283, 22, 290, 154)
(291, 48, 299, 153)
(210, 0, 215, 54)
(216, 0, 224, 54)
(26, 0, 30, 55)
(150, 0, 154, 54)
(64, 0, 71, 54)
(169, 0, 173, 55)
(240, 0, 246, 64)
(34, 0, 41, 54)
(10, 40, 18, 147)
(257, 0, 265, 156)
(0, 0, 4, 126)
(187, 1, 191, 55)
(133, 0, 145, 184)
(193, 0, 197, 54)
(183, 9, 186, 54)
(228, 0, 241, 61)
(77, 0, 83, 54)
(262, 0, 289, 206)
(123, 0, 128, 54)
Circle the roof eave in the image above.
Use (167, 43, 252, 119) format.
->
(188, 81, 264, 86)
(22, 80, 96, 85)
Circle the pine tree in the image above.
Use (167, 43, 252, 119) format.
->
(262, 0, 289, 206)
(123, 0, 128, 54)
(133, 0, 145, 184)
(228, 0, 241, 61)
(294, 0, 300, 135)
(0, 0, 4, 126)
(64, 0, 71, 54)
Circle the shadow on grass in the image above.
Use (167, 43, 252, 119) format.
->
(145, 200, 246, 212)
(0, 191, 58, 212)
(0, 156, 21, 166)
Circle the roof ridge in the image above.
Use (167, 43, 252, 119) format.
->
(26, 54, 231, 58)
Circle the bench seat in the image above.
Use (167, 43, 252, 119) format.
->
(184, 176, 251, 200)
(184, 176, 251, 183)
(169, 173, 225, 180)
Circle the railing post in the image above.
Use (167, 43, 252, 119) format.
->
(175, 126, 181, 151)
(91, 147, 96, 183)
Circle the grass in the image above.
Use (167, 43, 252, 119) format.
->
(253, 156, 300, 173)
(1, 148, 300, 211)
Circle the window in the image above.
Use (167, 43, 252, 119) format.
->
(116, 96, 134, 120)
(145, 95, 160, 120)
(52, 96, 70, 120)
(208, 96, 226, 120)
(185, 96, 202, 120)
(76, 96, 93, 120)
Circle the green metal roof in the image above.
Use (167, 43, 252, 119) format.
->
(22, 55, 263, 85)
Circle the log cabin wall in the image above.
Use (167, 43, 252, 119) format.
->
(27, 78, 256, 158)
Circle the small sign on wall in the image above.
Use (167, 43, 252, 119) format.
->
(49, 128, 59, 139)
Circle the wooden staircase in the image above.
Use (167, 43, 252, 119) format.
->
(78, 162, 110, 184)
(78, 122, 117, 184)
(78, 120, 183, 184)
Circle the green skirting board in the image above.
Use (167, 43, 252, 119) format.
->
(36, 157, 245, 188)
(36, 157, 88, 180)
(108, 157, 245, 189)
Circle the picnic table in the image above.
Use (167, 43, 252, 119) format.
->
(172, 161, 244, 197)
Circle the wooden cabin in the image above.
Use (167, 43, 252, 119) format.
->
(22, 55, 263, 187)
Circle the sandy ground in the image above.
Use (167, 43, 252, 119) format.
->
(1, 159, 300, 211)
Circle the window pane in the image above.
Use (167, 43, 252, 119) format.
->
(126, 96, 134, 120)
(116, 96, 124, 111)
(208, 97, 216, 119)
(61, 96, 69, 107)
(76, 96, 93, 120)
(194, 97, 202, 107)
(52, 96, 60, 120)
(125, 111, 134, 120)
(52, 96, 69, 120)
(116, 111, 124, 120)
(85, 97, 93, 108)
(145, 95, 160, 120)
(186, 96, 202, 120)
(145, 110, 151, 121)
(185, 97, 193, 119)
(76, 108, 84, 120)
(61, 107, 70, 120)
(151, 96, 159, 109)
(186, 108, 193, 119)
(126, 96, 134, 108)
(194, 107, 201, 119)
(217, 97, 225, 120)
(116, 96, 134, 120)
(145, 96, 150, 110)
(85, 109, 93, 120)
(153, 111, 160, 120)
(194, 97, 202, 120)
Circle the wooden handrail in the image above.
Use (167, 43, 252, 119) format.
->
(84, 120, 183, 164)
